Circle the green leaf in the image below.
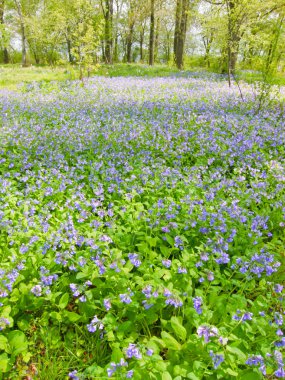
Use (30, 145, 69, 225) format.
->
(0, 353, 9, 372)
(162, 372, 172, 380)
(0, 336, 8, 352)
(226, 346, 247, 361)
(186, 373, 200, 380)
(225, 368, 238, 377)
(63, 311, 81, 322)
(8, 330, 28, 356)
(238, 370, 262, 380)
(161, 331, 181, 350)
(58, 293, 69, 309)
(171, 316, 187, 341)
(111, 347, 123, 362)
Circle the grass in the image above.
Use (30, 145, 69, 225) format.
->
(0, 64, 180, 90)
(1, 63, 284, 90)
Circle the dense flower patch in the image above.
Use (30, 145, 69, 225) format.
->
(0, 75, 285, 379)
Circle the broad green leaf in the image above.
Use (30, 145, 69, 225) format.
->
(162, 372, 172, 380)
(7, 330, 28, 356)
(58, 293, 69, 309)
(171, 316, 187, 341)
(161, 331, 181, 350)
(0, 353, 9, 372)
(0, 336, 8, 351)
(63, 311, 81, 322)
(226, 346, 247, 361)
(186, 373, 200, 380)
(225, 368, 238, 377)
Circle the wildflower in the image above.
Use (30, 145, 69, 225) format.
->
(126, 370, 134, 378)
(31, 285, 42, 297)
(197, 325, 218, 343)
(104, 298, 112, 311)
(128, 253, 141, 267)
(87, 315, 104, 333)
(69, 370, 80, 380)
(162, 259, 171, 268)
(120, 293, 132, 304)
(193, 296, 203, 314)
(125, 344, 142, 359)
(275, 367, 285, 378)
(209, 351, 224, 369)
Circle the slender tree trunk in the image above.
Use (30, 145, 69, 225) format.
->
(173, 0, 181, 63)
(127, 22, 134, 63)
(104, 0, 113, 64)
(140, 28, 145, 62)
(67, 38, 73, 63)
(154, 16, 160, 62)
(0, 0, 9, 63)
(149, 0, 155, 65)
(175, 0, 188, 69)
(226, 0, 241, 77)
(14, 0, 27, 67)
(203, 33, 213, 68)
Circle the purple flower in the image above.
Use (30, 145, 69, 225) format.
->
(162, 259, 171, 268)
(120, 293, 132, 304)
(275, 367, 285, 378)
(174, 236, 184, 249)
(209, 350, 224, 369)
(165, 297, 183, 308)
(31, 285, 42, 297)
(126, 370, 134, 378)
(69, 370, 80, 380)
(128, 253, 142, 267)
(104, 298, 112, 311)
(125, 344, 142, 359)
(193, 296, 203, 314)
(87, 315, 104, 333)
(275, 284, 284, 293)
(197, 325, 218, 343)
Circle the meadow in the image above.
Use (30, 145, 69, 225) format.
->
(0, 71, 285, 379)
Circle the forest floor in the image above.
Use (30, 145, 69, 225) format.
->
(1, 63, 285, 90)
(0, 71, 285, 379)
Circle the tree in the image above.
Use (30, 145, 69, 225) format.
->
(102, 0, 114, 63)
(174, 0, 190, 69)
(149, 0, 155, 65)
(13, 0, 27, 66)
(0, 0, 9, 63)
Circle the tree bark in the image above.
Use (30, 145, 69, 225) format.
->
(149, 0, 155, 65)
(226, 0, 241, 75)
(0, 0, 9, 63)
(154, 16, 160, 62)
(14, 0, 27, 67)
(140, 28, 145, 62)
(126, 22, 134, 63)
(174, 0, 188, 69)
(104, 0, 113, 64)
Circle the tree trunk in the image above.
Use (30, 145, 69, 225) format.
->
(0, 0, 9, 63)
(14, 0, 27, 67)
(127, 22, 134, 63)
(174, 0, 188, 69)
(149, 0, 155, 65)
(226, 0, 241, 76)
(104, 0, 113, 64)
(173, 0, 181, 62)
(67, 38, 73, 63)
(140, 29, 144, 62)
(154, 16, 160, 62)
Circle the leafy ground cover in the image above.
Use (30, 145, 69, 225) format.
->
(1, 64, 285, 91)
(0, 74, 285, 379)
